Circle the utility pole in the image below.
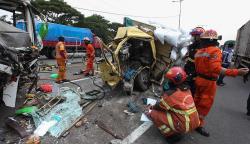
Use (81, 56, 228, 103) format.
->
(172, 0, 184, 29)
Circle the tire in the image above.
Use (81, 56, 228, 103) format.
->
(49, 48, 56, 59)
(95, 48, 102, 57)
(42, 47, 50, 59)
(134, 68, 150, 91)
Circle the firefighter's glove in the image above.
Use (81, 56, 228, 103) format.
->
(238, 68, 249, 76)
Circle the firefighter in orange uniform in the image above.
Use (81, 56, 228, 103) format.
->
(82, 37, 95, 76)
(194, 29, 249, 137)
(184, 27, 205, 95)
(55, 36, 68, 83)
(147, 67, 200, 142)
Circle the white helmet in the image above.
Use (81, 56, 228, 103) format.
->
(83, 37, 90, 41)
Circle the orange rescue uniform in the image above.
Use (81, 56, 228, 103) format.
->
(149, 88, 200, 137)
(55, 42, 67, 81)
(194, 46, 238, 126)
(85, 43, 95, 74)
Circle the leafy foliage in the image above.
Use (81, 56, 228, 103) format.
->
(74, 15, 122, 43)
(31, 0, 83, 25)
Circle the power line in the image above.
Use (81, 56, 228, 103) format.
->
(74, 7, 179, 19)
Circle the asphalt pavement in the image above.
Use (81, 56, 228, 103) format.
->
(135, 76, 250, 144)
(1, 58, 250, 144)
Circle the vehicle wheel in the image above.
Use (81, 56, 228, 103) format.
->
(50, 49, 56, 59)
(43, 48, 51, 59)
(134, 68, 150, 91)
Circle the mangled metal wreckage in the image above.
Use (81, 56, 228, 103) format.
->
(99, 26, 176, 94)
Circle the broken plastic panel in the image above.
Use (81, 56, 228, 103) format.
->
(31, 87, 82, 137)
(180, 47, 188, 57)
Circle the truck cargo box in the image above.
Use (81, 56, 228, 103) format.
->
(235, 20, 250, 68)
(16, 21, 93, 43)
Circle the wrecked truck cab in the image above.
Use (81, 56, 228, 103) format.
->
(99, 26, 173, 94)
(0, 0, 46, 107)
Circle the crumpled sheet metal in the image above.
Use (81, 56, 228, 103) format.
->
(31, 87, 82, 137)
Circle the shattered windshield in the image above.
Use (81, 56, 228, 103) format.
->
(0, 8, 32, 48)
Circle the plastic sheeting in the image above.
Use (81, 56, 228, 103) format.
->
(31, 87, 82, 137)
(151, 22, 192, 66)
(154, 27, 191, 48)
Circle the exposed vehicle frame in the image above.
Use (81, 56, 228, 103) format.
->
(98, 25, 173, 95)
(0, 0, 42, 107)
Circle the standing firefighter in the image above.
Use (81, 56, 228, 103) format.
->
(194, 29, 249, 137)
(82, 37, 95, 76)
(147, 67, 200, 142)
(184, 27, 205, 95)
(55, 36, 68, 83)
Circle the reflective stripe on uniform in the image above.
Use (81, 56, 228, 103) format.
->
(158, 125, 171, 134)
(158, 125, 166, 130)
(187, 57, 195, 63)
(195, 52, 218, 59)
(184, 115, 190, 133)
(163, 127, 171, 134)
(160, 99, 197, 132)
(167, 112, 176, 132)
(195, 52, 210, 58)
(160, 99, 197, 115)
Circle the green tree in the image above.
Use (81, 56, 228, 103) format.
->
(31, 0, 84, 25)
(77, 15, 111, 43)
(75, 15, 122, 43)
(109, 22, 123, 39)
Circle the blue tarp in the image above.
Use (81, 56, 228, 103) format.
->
(16, 21, 93, 42)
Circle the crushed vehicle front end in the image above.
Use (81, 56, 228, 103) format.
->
(98, 16, 192, 94)
(0, 0, 43, 107)
(99, 26, 173, 94)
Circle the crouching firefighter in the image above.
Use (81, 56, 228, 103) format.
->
(82, 37, 95, 76)
(147, 67, 200, 142)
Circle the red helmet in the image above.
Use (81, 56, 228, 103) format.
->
(200, 29, 218, 40)
(190, 27, 205, 36)
(165, 67, 187, 85)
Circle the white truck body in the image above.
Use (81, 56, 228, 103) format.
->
(234, 20, 250, 68)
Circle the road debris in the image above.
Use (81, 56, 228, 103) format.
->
(25, 135, 41, 144)
(123, 110, 135, 116)
(15, 106, 38, 115)
(110, 122, 153, 144)
(31, 87, 82, 137)
(59, 101, 97, 137)
(5, 117, 29, 138)
(127, 101, 140, 113)
(97, 120, 123, 139)
(37, 95, 66, 116)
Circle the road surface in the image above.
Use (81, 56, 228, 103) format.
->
(0, 58, 249, 144)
